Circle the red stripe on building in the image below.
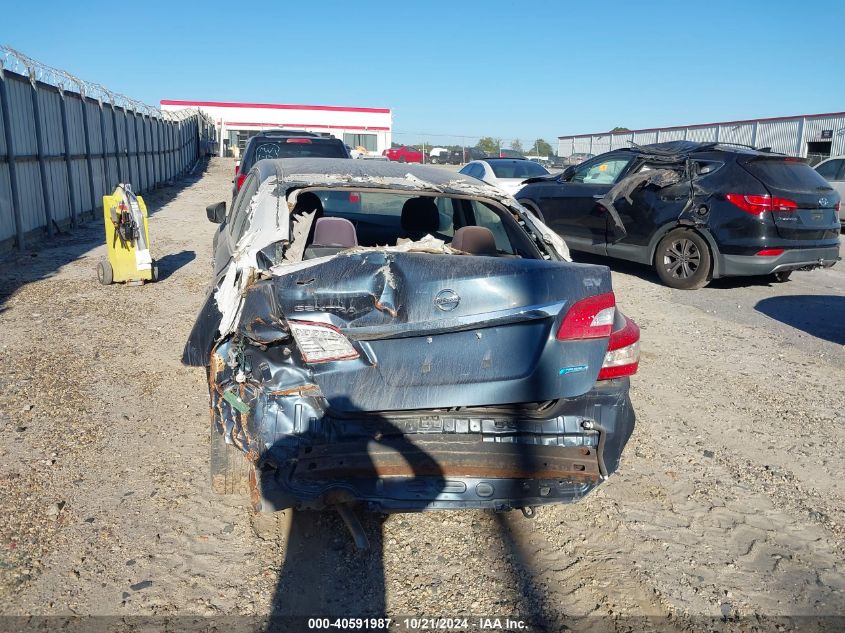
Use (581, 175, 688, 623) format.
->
(161, 99, 390, 114)
(223, 121, 390, 131)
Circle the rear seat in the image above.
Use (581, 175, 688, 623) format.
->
(303, 217, 358, 259)
(450, 226, 497, 256)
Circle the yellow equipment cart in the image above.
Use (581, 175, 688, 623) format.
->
(97, 184, 158, 285)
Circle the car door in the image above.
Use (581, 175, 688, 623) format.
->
(605, 159, 693, 263)
(537, 153, 634, 253)
(214, 172, 259, 278)
(815, 158, 845, 221)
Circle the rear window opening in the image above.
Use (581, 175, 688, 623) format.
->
(289, 190, 541, 261)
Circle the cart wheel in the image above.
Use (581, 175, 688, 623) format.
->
(97, 260, 113, 285)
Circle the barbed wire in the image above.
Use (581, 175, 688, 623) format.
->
(0, 45, 198, 122)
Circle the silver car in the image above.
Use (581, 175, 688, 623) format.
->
(814, 156, 845, 225)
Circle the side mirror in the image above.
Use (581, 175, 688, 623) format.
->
(206, 201, 226, 224)
(560, 166, 576, 182)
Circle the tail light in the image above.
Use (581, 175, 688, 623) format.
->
(725, 193, 798, 215)
(756, 248, 784, 257)
(286, 138, 312, 144)
(236, 173, 247, 190)
(836, 201, 841, 213)
(556, 292, 615, 340)
(349, 192, 361, 204)
(597, 316, 640, 380)
(288, 321, 359, 363)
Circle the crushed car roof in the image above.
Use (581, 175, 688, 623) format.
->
(623, 140, 781, 157)
(252, 157, 514, 198)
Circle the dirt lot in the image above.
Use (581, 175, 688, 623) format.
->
(1, 158, 843, 630)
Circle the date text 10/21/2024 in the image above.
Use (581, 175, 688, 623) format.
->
(307, 617, 529, 630)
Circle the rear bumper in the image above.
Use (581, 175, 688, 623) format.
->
(719, 245, 840, 277)
(251, 381, 635, 513)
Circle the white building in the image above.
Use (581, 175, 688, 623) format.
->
(160, 99, 392, 157)
(557, 111, 845, 165)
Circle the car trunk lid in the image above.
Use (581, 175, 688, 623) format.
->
(273, 251, 613, 412)
(740, 156, 840, 241)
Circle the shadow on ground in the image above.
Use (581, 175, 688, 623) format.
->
(155, 250, 196, 281)
(755, 294, 845, 344)
(572, 252, 788, 290)
(0, 159, 210, 315)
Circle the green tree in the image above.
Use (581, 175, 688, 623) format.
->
(477, 136, 501, 155)
(610, 126, 630, 133)
(510, 139, 523, 152)
(533, 138, 553, 157)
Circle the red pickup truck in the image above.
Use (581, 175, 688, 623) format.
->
(382, 145, 424, 163)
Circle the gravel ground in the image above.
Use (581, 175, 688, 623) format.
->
(0, 158, 843, 630)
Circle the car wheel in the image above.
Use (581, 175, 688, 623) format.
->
(97, 260, 113, 285)
(430, 157, 438, 164)
(399, 157, 406, 163)
(654, 229, 712, 290)
(772, 271, 792, 283)
(518, 199, 546, 224)
(210, 423, 252, 496)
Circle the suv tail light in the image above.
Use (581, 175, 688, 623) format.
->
(236, 173, 247, 190)
(286, 138, 312, 144)
(288, 321, 359, 363)
(597, 316, 640, 380)
(725, 193, 798, 215)
(556, 292, 615, 340)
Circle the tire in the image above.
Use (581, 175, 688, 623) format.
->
(210, 424, 252, 496)
(518, 199, 546, 224)
(398, 157, 406, 163)
(430, 157, 439, 164)
(772, 271, 792, 283)
(97, 260, 113, 285)
(654, 229, 712, 290)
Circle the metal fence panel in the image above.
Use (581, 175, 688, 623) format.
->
(0, 165, 12, 243)
(0, 64, 214, 251)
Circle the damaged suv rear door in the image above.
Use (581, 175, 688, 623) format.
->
(525, 153, 634, 253)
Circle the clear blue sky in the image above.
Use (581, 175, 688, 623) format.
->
(3, 0, 843, 147)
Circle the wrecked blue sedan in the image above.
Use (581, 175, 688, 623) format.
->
(183, 158, 638, 523)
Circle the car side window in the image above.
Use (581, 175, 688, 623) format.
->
(466, 200, 515, 254)
(571, 156, 631, 184)
(465, 163, 481, 179)
(228, 174, 259, 241)
(816, 159, 844, 181)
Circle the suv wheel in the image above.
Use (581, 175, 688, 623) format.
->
(654, 229, 711, 290)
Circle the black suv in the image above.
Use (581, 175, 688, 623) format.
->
(516, 142, 841, 289)
(233, 130, 349, 200)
